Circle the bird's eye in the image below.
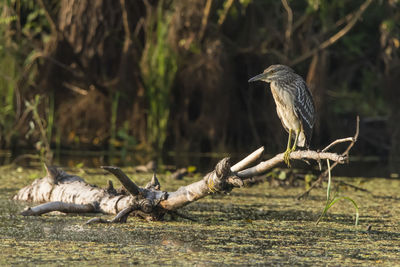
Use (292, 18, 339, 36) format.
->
(270, 70, 275, 74)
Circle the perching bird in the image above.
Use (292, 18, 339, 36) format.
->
(248, 64, 316, 167)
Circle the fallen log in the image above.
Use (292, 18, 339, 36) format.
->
(14, 133, 355, 223)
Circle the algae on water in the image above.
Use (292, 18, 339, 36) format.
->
(1, 167, 400, 265)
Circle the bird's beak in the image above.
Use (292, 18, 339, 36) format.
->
(248, 72, 268, 83)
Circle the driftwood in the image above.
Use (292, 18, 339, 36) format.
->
(13, 124, 357, 223)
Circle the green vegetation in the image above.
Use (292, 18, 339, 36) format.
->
(1, 1, 399, 264)
(317, 160, 359, 225)
(1, 167, 400, 265)
(0, 12, 18, 148)
(0, 0, 49, 150)
(24, 94, 53, 163)
(141, 1, 178, 151)
(0, 0, 396, 156)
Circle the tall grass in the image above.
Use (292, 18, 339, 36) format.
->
(141, 1, 177, 151)
(0, 1, 50, 150)
(25, 95, 53, 163)
(0, 12, 17, 148)
(316, 159, 359, 226)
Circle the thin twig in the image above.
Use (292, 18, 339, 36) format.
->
(199, 0, 213, 41)
(292, 12, 310, 32)
(218, 0, 234, 26)
(290, 0, 373, 66)
(333, 8, 360, 31)
(281, 0, 293, 55)
(343, 116, 360, 158)
(297, 116, 360, 199)
(322, 137, 355, 152)
(120, 0, 132, 53)
(37, 0, 58, 35)
(62, 82, 88, 95)
(85, 206, 137, 224)
(110, 206, 136, 223)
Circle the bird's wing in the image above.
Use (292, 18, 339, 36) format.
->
(293, 78, 316, 146)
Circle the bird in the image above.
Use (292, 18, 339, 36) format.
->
(248, 64, 316, 167)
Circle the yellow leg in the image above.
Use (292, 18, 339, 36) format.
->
(292, 128, 300, 151)
(284, 128, 300, 168)
(284, 129, 292, 167)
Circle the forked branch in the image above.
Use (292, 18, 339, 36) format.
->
(237, 150, 345, 178)
(14, 122, 357, 222)
(290, 0, 373, 66)
(297, 116, 360, 199)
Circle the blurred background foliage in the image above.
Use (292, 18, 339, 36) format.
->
(0, 0, 399, 170)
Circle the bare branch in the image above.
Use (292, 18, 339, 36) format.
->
(15, 122, 359, 222)
(218, 0, 234, 26)
(101, 166, 142, 196)
(281, 0, 293, 55)
(199, 0, 213, 41)
(322, 137, 355, 152)
(85, 206, 138, 225)
(63, 82, 89, 96)
(231, 146, 264, 172)
(290, 0, 373, 66)
(237, 150, 346, 178)
(297, 116, 360, 199)
(111, 206, 136, 222)
(120, 0, 132, 52)
(160, 158, 233, 210)
(342, 116, 360, 157)
(37, 0, 58, 36)
(21, 202, 95, 216)
(292, 12, 310, 32)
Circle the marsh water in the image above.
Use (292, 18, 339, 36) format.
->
(0, 164, 400, 265)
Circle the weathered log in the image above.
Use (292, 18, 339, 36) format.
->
(15, 165, 137, 215)
(14, 134, 355, 222)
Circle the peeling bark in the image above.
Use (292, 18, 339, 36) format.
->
(15, 165, 136, 215)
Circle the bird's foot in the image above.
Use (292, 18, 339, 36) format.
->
(207, 177, 217, 193)
(283, 148, 292, 168)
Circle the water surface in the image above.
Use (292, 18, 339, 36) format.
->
(1, 166, 399, 265)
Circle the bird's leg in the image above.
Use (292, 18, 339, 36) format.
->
(292, 128, 300, 152)
(284, 129, 292, 167)
(284, 129, 300, 167)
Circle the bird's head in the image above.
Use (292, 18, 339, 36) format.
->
(248, 64, 295, 83)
